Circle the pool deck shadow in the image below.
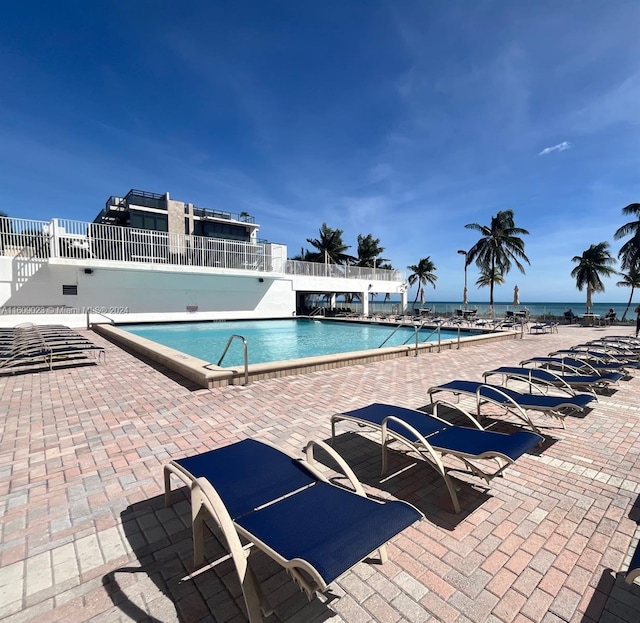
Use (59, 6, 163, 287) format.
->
(323, 432, 496, 526)
(110, 493, 352, 623)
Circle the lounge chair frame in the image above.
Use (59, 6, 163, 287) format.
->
(434, 383, 543, 433)
(520, 356, 630, 376)
(331, 400, 542, 513)
(427, 380, 595, 433)
(165, 438, 422, 622)
(482, 366, 622, 401)
(0, 324, 106, 372)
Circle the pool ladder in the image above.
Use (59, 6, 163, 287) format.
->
(378, 320, 463, 354)
(217, 334, 250, 385)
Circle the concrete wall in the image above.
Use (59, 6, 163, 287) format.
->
(0, 256, 295, 327)
(0, 251, 406, 328)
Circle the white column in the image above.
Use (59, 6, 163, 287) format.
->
(49, 219, 58, 258)
(362, 291, 369, 316)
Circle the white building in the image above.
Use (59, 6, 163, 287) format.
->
(0, 190, 408, 328)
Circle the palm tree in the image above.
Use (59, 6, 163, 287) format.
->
(306, 223, 354, 264)
(614, 203, 640, 270)
(354, 234, 387, 268)
(570, 242, 617, 311)
(407, 257, 437, 308)
(475, 268, 505, 290)
(465, 210, 530, 306)
(616, 267, 640, 321)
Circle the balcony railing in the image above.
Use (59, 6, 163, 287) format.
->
(0, 217, 405, 282)
(192, 206, 256, 224)
(284, 259, 405, 282)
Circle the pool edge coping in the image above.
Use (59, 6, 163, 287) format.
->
(93, 321, 520, 388)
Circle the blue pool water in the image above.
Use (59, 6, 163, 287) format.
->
(119, 319, 475, 367)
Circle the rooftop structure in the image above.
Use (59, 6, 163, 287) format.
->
(95, 188, 260, 243)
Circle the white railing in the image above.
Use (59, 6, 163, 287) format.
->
(285, 259, 404, 282)
(0, 216, 404, 281)
(0, 217, 52, 259)
(55, 218, 279, 271)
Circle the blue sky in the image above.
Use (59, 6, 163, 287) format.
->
(2, 1, 639, 304)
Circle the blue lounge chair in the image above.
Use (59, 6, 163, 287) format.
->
(571, 342, 640, 360)
(164, 438, 422, 622)
(427, 380, 595, 432)
(549, 348, 640, 367)
(520, 356, 632, 376)
(529, 322, 559, 334)
(482, 366, 623, 400)
(331, 402, 542, 513)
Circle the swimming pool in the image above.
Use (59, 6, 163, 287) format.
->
(118, 319, 475, 367)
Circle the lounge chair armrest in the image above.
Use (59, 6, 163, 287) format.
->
(432, 400, 485, 430)
(476, 384, 540, 434)
(380, 415, 447, 474)
(190, 476, 248, 568)
(303, 439, 367, 497)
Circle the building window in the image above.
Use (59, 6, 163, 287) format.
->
(62, 285, 78, 295)
(192, 220, 249, 241)
(129, 210, 168, 232)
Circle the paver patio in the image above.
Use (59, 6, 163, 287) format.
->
(1, 324, 639, 622)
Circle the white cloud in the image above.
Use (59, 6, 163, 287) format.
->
(538, 141, 572, 156)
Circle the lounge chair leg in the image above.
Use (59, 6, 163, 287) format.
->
(377, 544, 388, 564)
(192, 502, 206, 568)
(380, 437, 390, 476)
(244, 565, 271, 621)
(191, 476, 270, 622)
(443, 474, 461, 514)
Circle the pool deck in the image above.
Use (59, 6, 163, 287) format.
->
(1, 324, 640, 622)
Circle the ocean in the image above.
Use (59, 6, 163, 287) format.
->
(359, 300, 637, 320)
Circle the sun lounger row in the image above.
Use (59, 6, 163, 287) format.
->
(164, 396, 550, 620)
(161, 333, 640, 619)
(0, 323, 105, 372)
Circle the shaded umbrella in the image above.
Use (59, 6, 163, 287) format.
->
(463, 285, 468, 307)
(420, 287, 425, 305)
(513, 285, 520, 308)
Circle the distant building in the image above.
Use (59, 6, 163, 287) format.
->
(95, 189, 259, 243)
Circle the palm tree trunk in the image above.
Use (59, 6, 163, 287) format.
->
(622, 287, 635, 321)
(489, 258, 495, 306)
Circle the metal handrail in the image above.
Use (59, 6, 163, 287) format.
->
(406, 322, 443, 353)
(378, 321, 421, 348)
(86, 309, 115, 329)
(217, 334, 249, 385)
